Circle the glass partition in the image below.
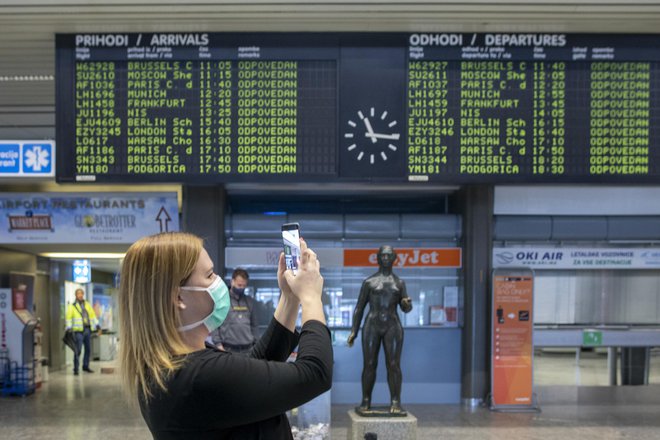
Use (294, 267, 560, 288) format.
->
(534, 269, 660, 325)
(226, 265, 462, 330)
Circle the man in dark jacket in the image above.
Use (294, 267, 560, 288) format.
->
(210, 269, 259, 353)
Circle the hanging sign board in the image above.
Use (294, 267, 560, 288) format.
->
(493, 247, 660, 269)
(72, 260, 91, 283)
(343, 248, 462, 268)
(491, 269, 536, 410)
(0, 192, 178, 244)
(56, 33, 660, 184)
(226, 247, 343, 268)
(0, 141, 55, 178)
(225, 247, 461, 268)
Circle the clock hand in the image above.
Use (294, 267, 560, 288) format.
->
(363, 117, 377, 143)
(366, 132, 401, 140)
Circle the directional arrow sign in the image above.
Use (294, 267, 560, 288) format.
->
(156, 206, 172, 233)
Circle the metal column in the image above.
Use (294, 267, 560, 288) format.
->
(458, 185, 493, 406)
(182, 185, 227, 278)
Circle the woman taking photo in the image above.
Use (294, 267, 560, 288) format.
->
(118, 232, 332, 439)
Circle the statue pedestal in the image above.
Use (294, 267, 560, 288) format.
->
(347, 409, 417, 440)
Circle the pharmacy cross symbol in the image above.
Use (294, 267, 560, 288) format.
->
(23, 144, 51, 173)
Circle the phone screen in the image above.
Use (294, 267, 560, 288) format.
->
(282, 223, 301, 275)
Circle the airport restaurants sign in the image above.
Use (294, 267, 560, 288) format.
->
(0, 192, 179, 244)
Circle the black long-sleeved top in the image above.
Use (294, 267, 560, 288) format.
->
(139, 319, 333, 440)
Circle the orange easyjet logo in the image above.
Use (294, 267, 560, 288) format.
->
(343, 248, 461, 268)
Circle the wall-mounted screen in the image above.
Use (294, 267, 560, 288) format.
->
(56, 33, 660, 183)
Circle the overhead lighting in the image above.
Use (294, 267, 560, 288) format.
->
(0, 75, 54, 82)
(39, 252, 125, 259)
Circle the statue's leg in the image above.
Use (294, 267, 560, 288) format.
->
(360, 323, 380, 410)
(383, 323, 404, 413)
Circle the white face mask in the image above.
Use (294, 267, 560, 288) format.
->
(177, 276, 230, 332)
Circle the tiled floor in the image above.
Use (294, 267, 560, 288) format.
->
(1, 354, 660, 440)
(534, 347, 660, 385)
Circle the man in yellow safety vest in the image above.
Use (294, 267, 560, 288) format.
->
(65, 288, 101, 375)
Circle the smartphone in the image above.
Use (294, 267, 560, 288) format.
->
(282, 222, 301, 275)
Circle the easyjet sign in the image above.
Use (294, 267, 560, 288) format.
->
(343, 248, 462, 268)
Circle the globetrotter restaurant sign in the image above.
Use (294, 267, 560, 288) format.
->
(0, 192, 178, 243)
(493, 247, 660, 269)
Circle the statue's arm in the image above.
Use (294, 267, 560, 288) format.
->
(352, 281, 370, 333)
(399, 280, 413, 313)
(347, 281, 369, 346)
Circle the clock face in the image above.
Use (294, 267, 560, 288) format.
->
(344, 107, 401, 165)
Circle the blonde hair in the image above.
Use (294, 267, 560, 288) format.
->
(118, 232, 204, 402)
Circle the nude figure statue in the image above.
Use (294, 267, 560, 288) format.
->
(347, 245, 413, 416)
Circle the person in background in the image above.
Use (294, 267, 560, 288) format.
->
(65, 288, 101, 375)
(118, 232, 332, 439)
(210, 268, 259, 354)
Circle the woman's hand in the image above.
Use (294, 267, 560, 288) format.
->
(283, 238, 323, 303)
(283, 238, 326, 325)
(277, 251, 295, 301)
(274, 251, 300, 332)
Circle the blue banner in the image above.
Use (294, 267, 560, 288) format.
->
(0, 141, 55, 177)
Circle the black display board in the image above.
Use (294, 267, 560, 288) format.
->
(56, 33, 660, 183)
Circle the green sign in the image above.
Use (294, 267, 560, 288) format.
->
(582, 330, 603, 346)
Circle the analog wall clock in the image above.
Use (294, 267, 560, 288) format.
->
(344, 107, 401, 165)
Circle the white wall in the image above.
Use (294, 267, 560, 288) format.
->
(495, 186, 660, 216)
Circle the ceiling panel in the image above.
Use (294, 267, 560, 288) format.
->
(0, 1, 657, 149)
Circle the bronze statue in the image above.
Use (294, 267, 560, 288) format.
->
(347, 245, 413, 416)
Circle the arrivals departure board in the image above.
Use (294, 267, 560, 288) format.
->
(56, 33, 660, 183)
